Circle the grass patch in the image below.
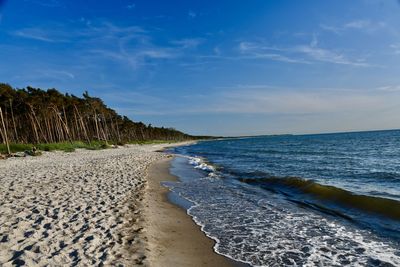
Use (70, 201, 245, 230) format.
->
(0, 139, 183, 154)
(0, 143, 32, 154)
(0, 141, 111, 154)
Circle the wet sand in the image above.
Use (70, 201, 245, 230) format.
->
(144, 157, 247, 267)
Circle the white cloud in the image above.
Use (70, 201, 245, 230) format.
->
(248, 52, 311, 64)
(344, 20, 372, 29)
(295, 45, 369, 66)
(139, 49, 176, 59)
(238, 38, 369, 67)
(319, 24, 341, 34)
(85, 22, 145, 38)
(376, 85, 400, 92)
(89, 46, 176, 69)
(320, 19, 386, 34)
(238, 42, 310, 64)
(10, 69, 75, 84)
(170, 38, 203, 49)
(11, 22, 144, 43)
(38, 70, 75, 80)
(13, 28, 57, 42)
(11, 22, 182, 70)
(47, 70, 75, 79)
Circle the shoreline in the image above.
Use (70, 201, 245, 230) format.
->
(0, 141, 247, 266)
(144, 157, 246, 267)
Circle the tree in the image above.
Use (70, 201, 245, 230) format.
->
(0, 83, 194, 145)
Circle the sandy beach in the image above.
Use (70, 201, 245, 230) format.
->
(0, 143, 237, 266)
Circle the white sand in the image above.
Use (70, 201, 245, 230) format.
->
(0, 144, 183, 266)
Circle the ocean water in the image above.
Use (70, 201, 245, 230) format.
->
(166, 130, 400, 266)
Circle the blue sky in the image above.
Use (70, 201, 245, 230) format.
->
(1, 0, 400, 136)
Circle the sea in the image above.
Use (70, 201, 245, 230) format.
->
(165, 130, 400, 267)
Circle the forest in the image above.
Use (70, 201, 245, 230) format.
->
(0, 83, 195, 153)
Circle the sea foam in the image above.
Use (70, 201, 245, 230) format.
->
(166, 156, 400, 267)
(188, 156, 216, 172)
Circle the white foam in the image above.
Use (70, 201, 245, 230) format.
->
(167, 173, 400, 266)
(188, 156, 216, 172)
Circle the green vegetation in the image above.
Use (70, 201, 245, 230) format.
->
(0, 83, 201, 155)
(0, 141, 111, 154)
(0, 143, 32, 153)
(0, 139, 186, 154)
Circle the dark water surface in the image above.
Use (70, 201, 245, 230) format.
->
(167, 130, 400, 266)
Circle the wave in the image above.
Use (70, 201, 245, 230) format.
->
(188, 156, 216, 172)
(240, 176, 400, 221)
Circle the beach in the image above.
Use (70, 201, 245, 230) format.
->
(0, 143, 234, 266)
(144, 158, 244, 267)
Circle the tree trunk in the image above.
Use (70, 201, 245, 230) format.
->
(9, 100, 19, 142)
(0, 107, 11, 155)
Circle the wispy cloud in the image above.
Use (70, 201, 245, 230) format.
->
(238, 37, 370, 67)
(319, 24, 341, 34)
(11, 21, 183, 70)
(11, 69, 75, 84)
(87, 24, 179, 68)
(13, 28, 58, 42)
(139, 49, 176, 59)
(248, 52, 310, 64)
(344, 20, 372, 29)
(43, 70, 75, 79)
(12, 22, 146, 43)
(89, 46, 176, 69)
(376, 85, 400, 92)
(238, 42, 310, 64)
(82, 22, 146, 39)
(170, 38, 204, 49)
(296, 45, 369, 66)
(320, 19, 386, 34)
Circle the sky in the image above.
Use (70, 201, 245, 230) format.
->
(1, 0, 400, 136)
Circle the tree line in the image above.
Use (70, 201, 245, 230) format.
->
(0, 83, 195, 147)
